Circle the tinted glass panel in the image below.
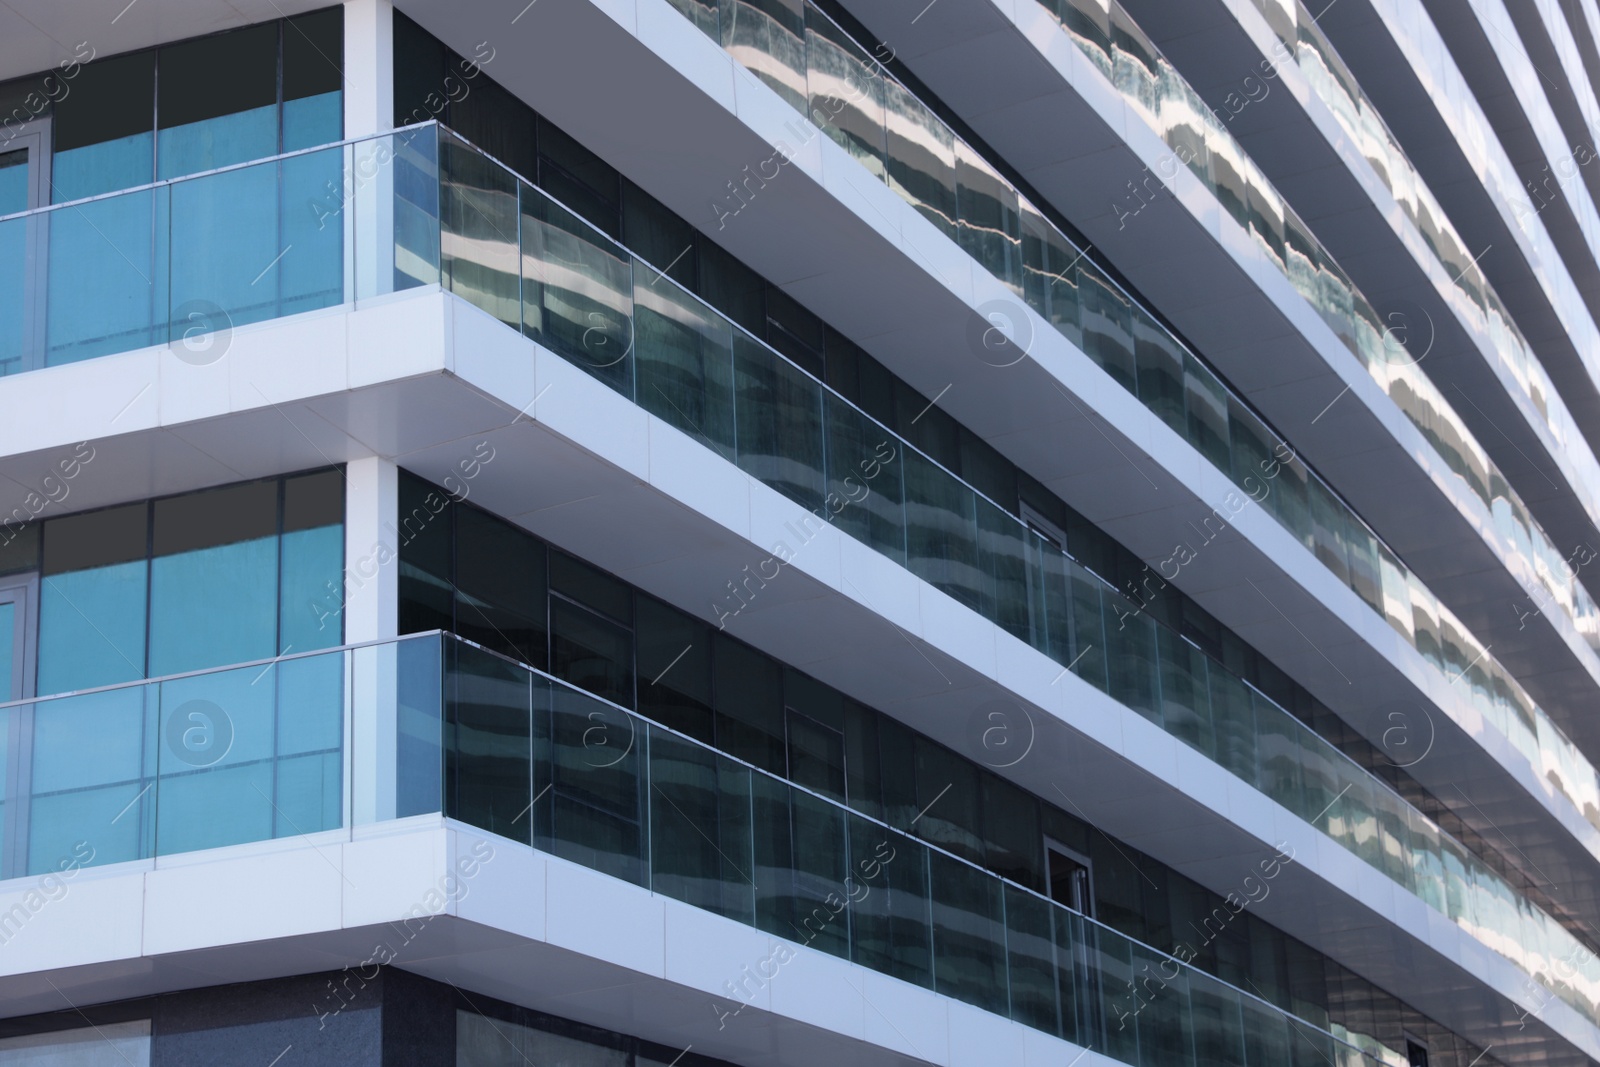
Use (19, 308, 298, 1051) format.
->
(52, 51, 154, 201)
(713, 633, 783, 773)
(149, 481, 278, 675)
(280, 469, 344, 652)
(157, 25, 279, 178)
(455, 504, 546, 667)
(0, 150, 26, 215)
(397, 474, 455, 635)
(39, 504, 147, 692)
(550, 598, 632, 708)
(636, 596, 713, 742)
(282, 9, 343, 150)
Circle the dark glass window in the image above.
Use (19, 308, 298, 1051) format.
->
(980, 771, 1041, 890)
(283, 9, 344, 151)
(0, 525, 39, 576)
(712, 633, 782, 773)
(550, 598, 632, 708)
(394, 10, 448, 127)
(764, 287, 824, 379)
(456, 505, 546, 668)
(959, 428, 1016, 509)
(150, 480, 278, 675)
(900, 386, 960, 470)
(911, 736, 982, 864)
(550, 551, 631, 624)
(398, 472, 454, 635)
(51, 51, 154, 201)
(635, 596, 713, 743)
(877, 714, 918, 828)
(622, 180, 694, 287)
(822, 326, 860, 402)
(842, 699, 881, 820)
(784, 670, 845, 804)
(539, 116, 620, 238)
(39, 503, 147, 692)
(699, 239, 764, 336)
(1091, 828, 1152, 944)
(451, 69, 537, 181)
(157, 24, 279, 178)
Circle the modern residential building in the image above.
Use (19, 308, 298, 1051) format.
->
(1, 0, 1599, 1063)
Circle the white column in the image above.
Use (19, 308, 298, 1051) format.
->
(343, 0, 395, 139)
(346, 456, 401, 826)
(345, 0, 398, 302)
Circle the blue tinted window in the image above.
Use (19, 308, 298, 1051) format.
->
(280, 469, 345, 652)
(158, 106, 277, 180)
(168, 162, 281, 328)
(283, 8, 343, 152)
(51, 51, 154, 202)
(39, 561, 148, 691)
(156, 23, 277, 179)
(29, 687, 153, 869)
(0, 150, 27, 214)
(283, 92, 342, 152)
(149, 538, 277, 676)
(278, 148, 348, 314)
(148, 482, 278, 676)
(44, 187, 160, 365)
(37, 492, 150, 698)
(48, 13, 344, 202)
(154, 665, 276, 854)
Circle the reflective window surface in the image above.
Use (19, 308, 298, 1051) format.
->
(0, 151, 26, 215)
(458, 1012, 627, 1067)
(32, 469, 343, 695)
(407, 120, 1600, 1034)
(0, 1021, 150, 1066)
(31, 9, 343, 203)
(396, 472, 1499, 1066)
(0, 471, 345, 873)
(1230, 0, 1600, 550)
(404, 629, 1495, 1067)
(387, 16, 1600, 892)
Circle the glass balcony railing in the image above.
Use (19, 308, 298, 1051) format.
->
(401, 123, 1600, 1028)
(0, 638, 355, 877)
(658, 0, 1600, 879)
(1037, 0, 1600, 659)
(0, 143, 348, 370)
(1236, 0, 1600, 562)
(0, 627, 1455, 1065)
(1, 113, 1597, 1034)
(402, 631, 1401, 1067)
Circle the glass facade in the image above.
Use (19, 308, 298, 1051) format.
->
(0, 471, 344, 874)
(391, 112, 1600, 1029)
(376, 624, 1500, 1067)
(391, 14, 1600, 889)
(1005, 0, 1600, 655)
(1224, 0, 1600, 546)
(45, 10, 342, 202)
(396, 470, 1499, 1066)
(0, 11, 345, 373)
(0, 1021, 150, 1066)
